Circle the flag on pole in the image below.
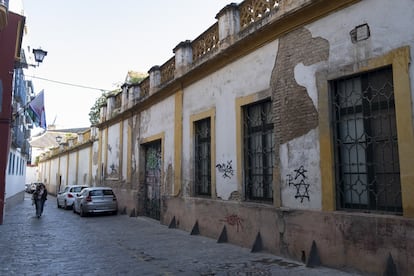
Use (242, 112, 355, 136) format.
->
(28, 90, 47, 129)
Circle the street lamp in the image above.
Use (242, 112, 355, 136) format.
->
(32, 48, 47, 65)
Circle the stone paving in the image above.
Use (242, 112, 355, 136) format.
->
(0, 194, 362, 276)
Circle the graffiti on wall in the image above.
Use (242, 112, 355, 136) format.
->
(216, 160, 234, 179)
(109, 163, 117, 175)
(220, 214, 243, 232)
(287, 166, 310, 203)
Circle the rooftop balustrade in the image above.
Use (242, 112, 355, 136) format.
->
(103, 0, 296, 122)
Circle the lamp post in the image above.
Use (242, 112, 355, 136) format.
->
(32, 48, 47, 66)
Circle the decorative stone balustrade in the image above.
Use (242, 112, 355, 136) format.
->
(102, 0, 295, 123)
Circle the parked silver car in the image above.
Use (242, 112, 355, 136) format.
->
(57, 185, 88, 209)
(73, 187, 118, 217)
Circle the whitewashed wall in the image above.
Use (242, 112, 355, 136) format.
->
(279, 0, 414, 210)
(122, 119, 129, 181)
(182, 40, 278, 200)
(307, 0, 414, 119)
(78, 147, 90, 186)
(92, 140, 99, 186)
(67, 152, 77, 185)
(50, 156, 59, 193)
(107, 123, 120, 179)
(5, 149, 26, 199)
(139, 96, 175, 191)
(59, 155, 68, 188)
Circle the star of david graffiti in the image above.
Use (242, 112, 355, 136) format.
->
(287, 166, 310, 203)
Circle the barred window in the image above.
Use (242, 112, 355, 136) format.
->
(244, 100, 274, 202)
(332, 66, 402, 214)
(194, 118, 211, 196)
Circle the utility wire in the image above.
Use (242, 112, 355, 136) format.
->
(27, 75, 112, 92)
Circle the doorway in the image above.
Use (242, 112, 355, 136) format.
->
(143, 140, 161, 220)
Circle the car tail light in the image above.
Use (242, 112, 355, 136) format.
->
(68, 194, 73, 198)
(86, 195, 92, 202)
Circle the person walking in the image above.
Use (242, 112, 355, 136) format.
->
(32, 183, 47, 218)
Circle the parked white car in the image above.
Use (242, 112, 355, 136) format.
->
(57, 185, 88, 210)
(73, 187, 118, 217)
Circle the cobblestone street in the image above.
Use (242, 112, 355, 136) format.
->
(0, 194, 360, 275)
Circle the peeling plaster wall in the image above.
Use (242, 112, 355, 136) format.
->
(270, 26, 328, 210)
(280, 128, 321, 209)
(107, 123, 120, 179)
(140, 96, 175, 190)
(306, 0, 414, 117)
(131, 115, 140, 187)
(182, 40, 278, 200)
(122, 119, 129, 181)
(91, 140, 99, 186)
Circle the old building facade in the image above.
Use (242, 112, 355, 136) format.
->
(38, 0, 414, 274)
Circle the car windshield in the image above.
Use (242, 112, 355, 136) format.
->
(72, 187, 85, 193)
(90, 190, 114, 196)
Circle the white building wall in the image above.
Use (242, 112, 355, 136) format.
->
(182, 40, 278, 200)
(67, 152, 77, 185)
(92, 140, 99, 186)
(60, 155, 68, 188)
(140, 96, 175, 191)
(122, 120, 128, 181)
(107, 123, 120, 179)
(50, 156, 59, 193)
(278, 0, 414, 210)
(5, 149, 26, 200)
(307, 0, 414, 118)
(78, 147, 90, 186)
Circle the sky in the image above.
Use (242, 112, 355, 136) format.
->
(11, 0, 233, 130)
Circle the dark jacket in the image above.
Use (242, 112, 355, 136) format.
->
(32, 185, 47, 202)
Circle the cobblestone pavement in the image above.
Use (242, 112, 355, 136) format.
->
(0, 194, 361, 276)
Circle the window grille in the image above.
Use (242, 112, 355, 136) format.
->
(194, 118, 211, 196)
(244, 100, 274, 202)
(332, 66, 402, 214)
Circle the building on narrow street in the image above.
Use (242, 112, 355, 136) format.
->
(0, 3, 27, 218)
(38, 0, 414, 274)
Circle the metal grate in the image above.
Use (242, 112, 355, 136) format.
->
(144, 141, 161, 220)
(332, 66, 402, 214)
(194, 118, 211, 196)
(244, 100, 274, 202)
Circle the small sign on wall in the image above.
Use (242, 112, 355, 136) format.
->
(350, 23, 370, 43)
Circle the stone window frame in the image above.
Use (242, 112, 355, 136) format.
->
(318, 46, 414, 218)
(236, 93, 275, 205)
(194, 117, 212, 197)
(189, 108, 216, 199)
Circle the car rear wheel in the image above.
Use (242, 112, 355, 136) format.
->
(57, 199, 60, 208)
